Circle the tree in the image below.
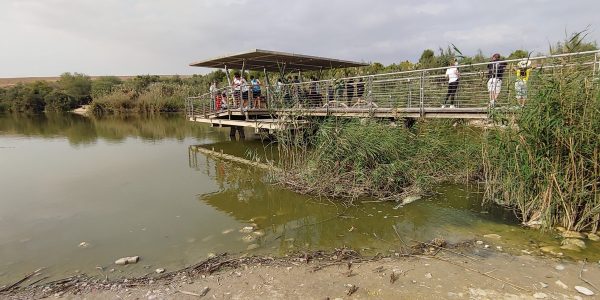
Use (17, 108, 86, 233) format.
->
(508, 50, 530, 59)
(91, 76, 122, 98)
(44, 89, 74, 111)
(58, 72, 92, 106)
(418, 49, 436, 68)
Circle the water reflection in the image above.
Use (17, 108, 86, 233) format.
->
(189, 144, 600, 260)
(0, 112, 225, 144)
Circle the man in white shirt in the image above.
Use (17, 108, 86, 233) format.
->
(443, 59, 460, 108)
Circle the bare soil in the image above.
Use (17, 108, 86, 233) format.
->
(3, 242, 599, 300)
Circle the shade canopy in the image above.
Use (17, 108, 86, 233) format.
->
(189, 49, 368, 72)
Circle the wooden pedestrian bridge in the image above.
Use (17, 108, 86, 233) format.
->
(185, 49, 600, 133)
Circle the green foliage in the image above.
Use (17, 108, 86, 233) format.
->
(418, 49, 436, 68)
(91, 76, 123, 98)
(57, 72, 92, 106)
(279, 119, 481, 201)
(44, 89, 75, 111)
(90, 82, 194, 115)
(1, 82, 50, 113)
(508, 49, 530, 59)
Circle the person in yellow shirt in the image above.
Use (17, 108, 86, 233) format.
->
(515, 59, 532, 107)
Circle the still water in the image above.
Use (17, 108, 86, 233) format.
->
(0, 113, 597, 285)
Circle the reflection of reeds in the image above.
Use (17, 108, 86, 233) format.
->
(274, 118, 481, 203)
(483, 56, 600, 231)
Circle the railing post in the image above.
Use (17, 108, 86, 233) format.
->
(594, 52, 598, 77)
(408, 79, 412, 108)
(419, 71, 425, 118)
(367, 75, 373, 105)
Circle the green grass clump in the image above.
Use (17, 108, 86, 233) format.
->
(483, 58, 600, 231)
(279, 119, 481, 202)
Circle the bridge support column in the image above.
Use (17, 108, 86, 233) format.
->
(229, 126, 246, 140)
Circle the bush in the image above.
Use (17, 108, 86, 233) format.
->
(44, 90, 76, 111)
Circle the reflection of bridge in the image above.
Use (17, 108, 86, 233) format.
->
(185, 50, 599, 132)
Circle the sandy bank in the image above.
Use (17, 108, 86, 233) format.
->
(5, 244, 599, 299)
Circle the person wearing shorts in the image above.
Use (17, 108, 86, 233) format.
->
(487, 53, 507, 107)
(514, 59, 532, 107)
(250, 76, 261, 108)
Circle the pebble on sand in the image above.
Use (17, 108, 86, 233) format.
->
(115, 256, 140, 266)
(483, 234, 501, 239)
(554, 280, 568, 289)
(574, 286, 594, 296)
(554, 264, 565, 271)
(155, 268, 165, 274)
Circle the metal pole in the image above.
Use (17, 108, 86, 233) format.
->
(594, 52, 598, 77)
(419, 71, 425, 118)
(241, 60, 246, 112)
(367, 75, 373, 105)
(263, 67, 271, 109)
(408, 79, 412, 108)
(224, 65, 233, 113)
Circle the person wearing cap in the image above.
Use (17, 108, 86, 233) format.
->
(514, 59, 532, 107)
(486, 53, 507, 107)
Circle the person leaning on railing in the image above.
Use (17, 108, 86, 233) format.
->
(487, 53, 507, 107)
(443, 59, 460, 108)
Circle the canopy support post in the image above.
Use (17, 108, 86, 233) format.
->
(264, 67, 271, 108)
(224, 65, 233, 111)
(241, 59, 246, 113)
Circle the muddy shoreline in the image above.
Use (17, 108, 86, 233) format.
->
(3, 240, 599, 299)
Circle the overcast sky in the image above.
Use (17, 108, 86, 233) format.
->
(1, 0, 598, 77)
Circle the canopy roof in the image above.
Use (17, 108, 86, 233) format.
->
(189, 49, 368, 72)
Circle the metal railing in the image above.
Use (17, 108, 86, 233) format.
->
(186, 50, 600, 119)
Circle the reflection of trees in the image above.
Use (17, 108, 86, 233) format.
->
(0, 113, 226, 145)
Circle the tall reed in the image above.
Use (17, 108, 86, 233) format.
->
(483, 56, 600, 231)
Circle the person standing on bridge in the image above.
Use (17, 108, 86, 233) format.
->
(443, 59, 460, 108)
(209, 80, 218, 111)
(487, 53, 507, 107)
(514, 59, 532, 107)
(233, 73, 243, 108)
(250, 75, 261, 109)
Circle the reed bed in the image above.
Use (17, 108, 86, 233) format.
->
(483, 57, 600, 231)
(275, 118, 481, 203)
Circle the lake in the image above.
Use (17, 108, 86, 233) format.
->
(0, 113, 596, 285)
